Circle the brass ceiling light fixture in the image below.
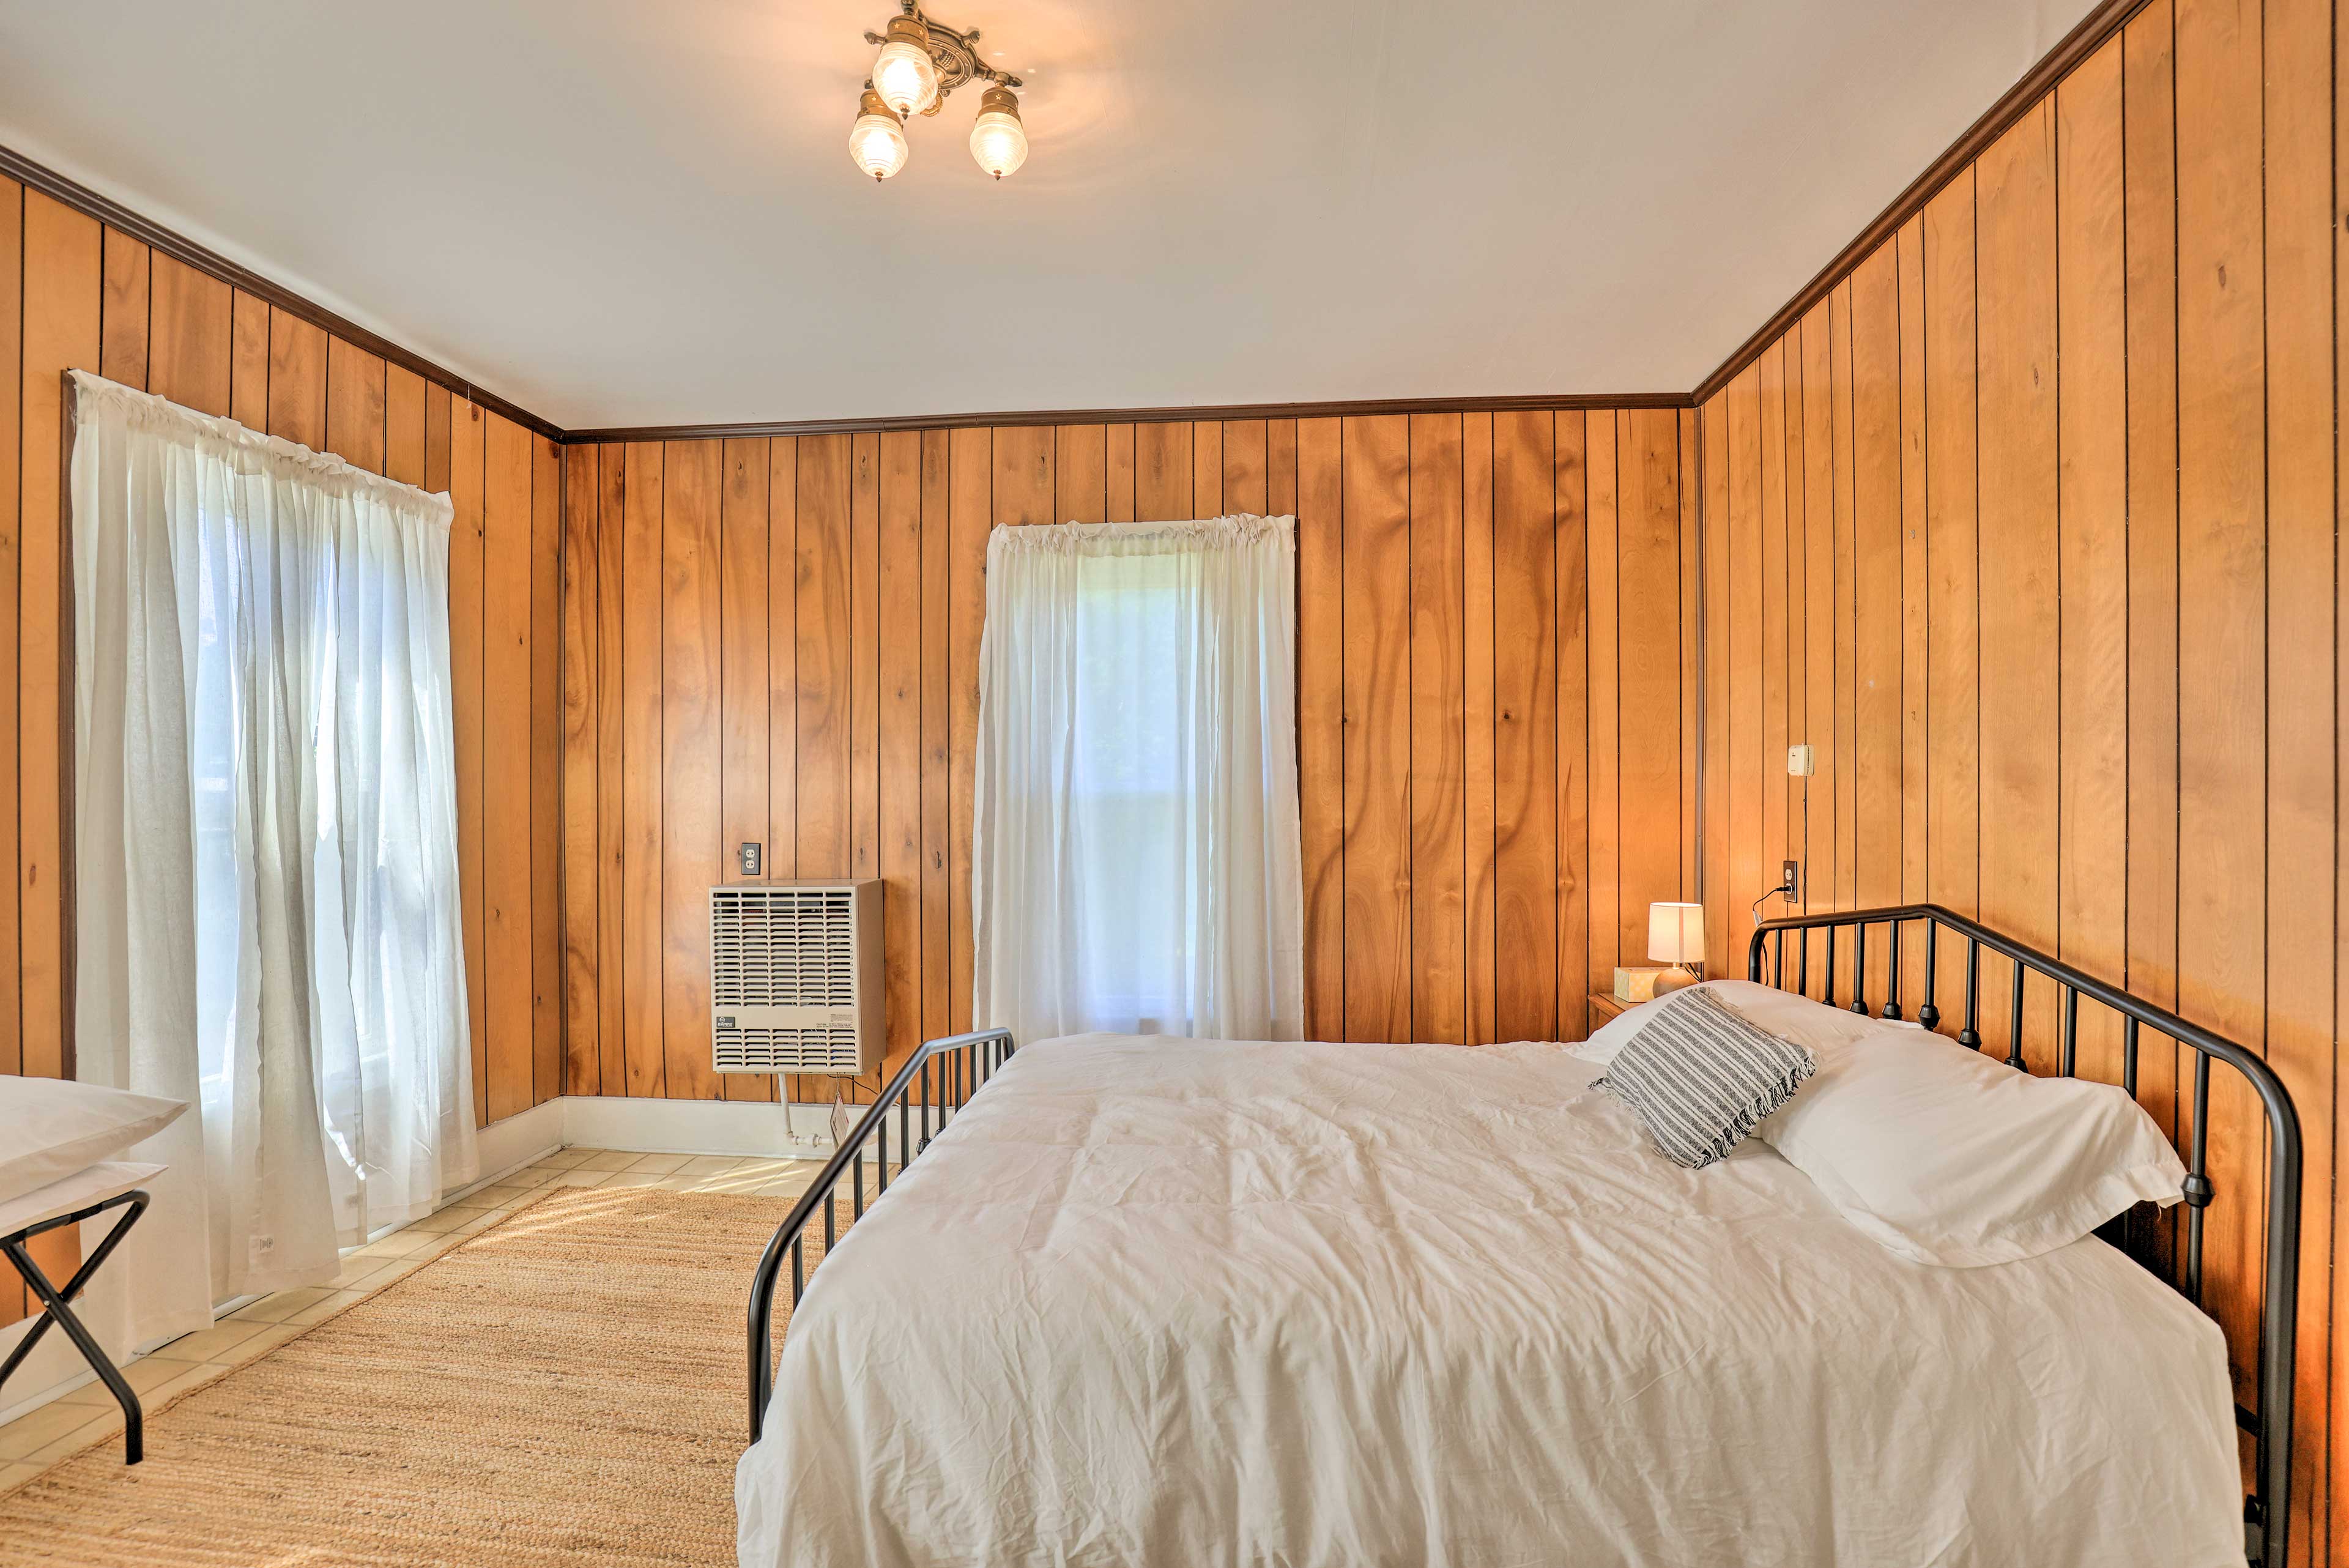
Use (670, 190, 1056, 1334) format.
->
(845, 2, 1027, 182)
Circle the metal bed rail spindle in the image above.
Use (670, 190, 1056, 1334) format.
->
(1750, 903, 2301, 1568)
(747, 1027, 1017, 1441)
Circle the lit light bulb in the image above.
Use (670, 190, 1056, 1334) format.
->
(871, 16, 940, 119)
(968, 85, 1028, 180)
(847, 90, 909, 181)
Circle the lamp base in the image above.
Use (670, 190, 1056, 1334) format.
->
(1652, 966, 1700, 997)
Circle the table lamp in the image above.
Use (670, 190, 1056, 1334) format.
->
(1648, 902, 1705, 995)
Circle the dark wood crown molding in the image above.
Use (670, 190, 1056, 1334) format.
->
(562, 390, 1694, 445)
(0, 142, 563, 442)
(1688, 0, 2150, 406)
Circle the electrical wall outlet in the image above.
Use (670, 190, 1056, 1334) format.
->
(738, 841, 763, 877)
(1782, 859, 1802, 902)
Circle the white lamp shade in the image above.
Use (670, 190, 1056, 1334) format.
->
(1647, 901, 1705, 965)
(848, 103, 910, 181)
(872, 35, 940, 119)
(969, 108, 1028, 179)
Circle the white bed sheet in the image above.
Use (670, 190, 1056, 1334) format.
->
(738, 1033, 2244, 1568)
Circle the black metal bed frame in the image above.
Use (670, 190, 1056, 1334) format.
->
(741, 904, 2300, 1563)
(746, 1026, 1015, 1442)
(1750, 902, 2302, 1568)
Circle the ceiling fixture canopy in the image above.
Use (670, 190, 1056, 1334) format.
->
(846, 2, 1028, 183)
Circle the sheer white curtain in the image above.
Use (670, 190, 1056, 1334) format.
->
(972, 515, 1303, 1044)
(69, 370, 475, 1356)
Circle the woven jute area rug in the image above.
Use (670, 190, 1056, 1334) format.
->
(0, 1184, 834, 1567)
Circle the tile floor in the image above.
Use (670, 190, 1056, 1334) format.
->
(0, 1147, 819, 1495)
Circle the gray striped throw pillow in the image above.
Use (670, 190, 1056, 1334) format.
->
(1593, 987, 1816, 1169)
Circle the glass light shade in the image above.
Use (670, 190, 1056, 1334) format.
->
(1647, 901, 1706, 965)
(969, 87, 1028, 179)
(848, 98, 910, 182)
(872, 19, 939, 119)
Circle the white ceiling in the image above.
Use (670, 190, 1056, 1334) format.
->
(0, 0, 2091, 431)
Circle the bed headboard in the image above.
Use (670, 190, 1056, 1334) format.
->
(1748, 902, 2301, 1568)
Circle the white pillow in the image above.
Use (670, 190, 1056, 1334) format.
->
(1572, 979, 1913, 1066)
(1759, 1028, 2185, 1266)
(0, 1076, 187, 1205)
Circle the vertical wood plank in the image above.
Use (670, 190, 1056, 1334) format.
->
(1724, 368, 1764, 978)
(877, 430, 924, 1093)
(1849, 245, 1904, 938)
(1267, 420, 1298, 516)
(716, 438, 772, 1103)
(1055, 424, 1106, 523)
(18, 191, 97, 1299)
(1555, 412, 1590, 1038)
(1222, 420, 1268, 516)
(1799, 306, 1838, 951)
(229, 289, 267, 433)
(1974, 106, 2060, 1068)
(0, 180, 20, 1099)
(1461, 412, 1496, 1046)
(146, 253, 229, 418)
(529, 435, 563, 1107)
(1701, 396, 1730, 978)
(1618, 410, 1681, 971)
(1296, 418, 1346, 1041)
(99, 229, 148, 390)
(619, 441, 666, 1097)
(1584, 413, 1620, 1003)
(596, 444, 629, 1096)
(1340, 414, 1410, 1042)
(1895, 217, 1932, 1014)
(481, 415, 535, 1123)
(850, 433, 883, 899)
(561, 445, 602, 1098)
(265, 308, 326, 450)
(795, 434, 854, 880)
(384, 365, 425, 489)
(324, 338, 386, 474)
(661, 440, 724, 1103)
(2263, 0, 2337, 1529)
(2173, 0, 2267, 1391)
(2123, 0, 2181, 1151)
(1105, 424, 1136, 522)
(0, 180, 17, 1320)
(1191, 420, 1222, 517)
(1408, 412, 1466, 1044)
(947, 428, 989, 1035)
(1493, 411, 1558, 1037)
(1135, 421, 1192, 521)
(920, 429, 952, 1046)
(447, 403, 488, 1117)
(1923, 173, 1981, 1029)
(2054, 42, 2129, 1089)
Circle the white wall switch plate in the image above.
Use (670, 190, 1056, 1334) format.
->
(1787, 744, 1816, 778)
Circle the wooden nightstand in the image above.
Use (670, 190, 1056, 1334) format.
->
(1586, 991, 1631, 1030)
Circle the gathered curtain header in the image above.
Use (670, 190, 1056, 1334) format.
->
(982, 512, 1293, 561)
(69, 369, 454, 532)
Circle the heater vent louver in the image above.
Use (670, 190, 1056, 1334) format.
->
(709, 881, 883, 1077)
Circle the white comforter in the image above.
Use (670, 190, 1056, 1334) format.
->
(738, 1033, 2244, 1568)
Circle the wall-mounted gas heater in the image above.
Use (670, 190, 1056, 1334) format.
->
(710, 880, 883, 1077)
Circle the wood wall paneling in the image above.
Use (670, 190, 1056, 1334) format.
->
(1698, 2, 2344, 1547)
(562, 411, 1690, 1113)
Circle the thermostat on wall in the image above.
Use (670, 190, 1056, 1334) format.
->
(1787, 744, 1816, 778)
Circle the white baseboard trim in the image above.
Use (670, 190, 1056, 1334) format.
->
(552, 1095, 867, 1164)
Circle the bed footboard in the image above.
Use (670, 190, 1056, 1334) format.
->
(745, 1027, 1016, 1441)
